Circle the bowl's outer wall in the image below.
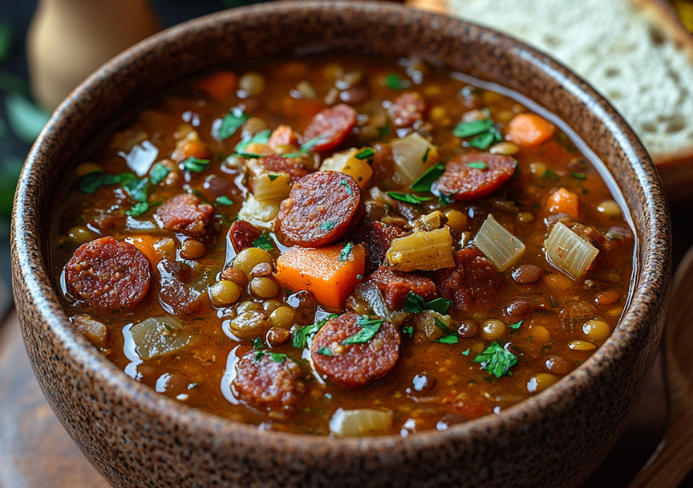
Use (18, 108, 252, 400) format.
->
(11, 3, 671, 488)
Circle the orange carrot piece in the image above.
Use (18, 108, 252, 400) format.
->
(546, 187, 579, 218)
(274, 244, 366, 309)
(125, 235, 161, 265)
(268, 125, 299, 149)
(193, 71, 238, 99)
(507, 113, 556, 147)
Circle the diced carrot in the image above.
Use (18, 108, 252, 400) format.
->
(193, 71, 238, 99)
(172, 132, 212, 163)
(546, 187, 579, 218)
(274, 244, 366, 309)
(507, 113, 556, 147)
(268, 125, 299, 149)
(125, 235, 161, 265)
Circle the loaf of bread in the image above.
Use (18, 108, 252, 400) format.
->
(411, 0, 693, 203)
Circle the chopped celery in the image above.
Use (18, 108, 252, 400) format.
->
(474, 214, 526, 271)
(545, 222, 599, 279)
(386, 227, 455, 272)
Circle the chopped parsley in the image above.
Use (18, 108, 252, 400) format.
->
(355, 147, 375, 160)
(182, 157, 210, 173)
(339, 242, 354, 262)
(126, 201, 150, 217)
(148, 163, 170, 186)
(123, 177, 149, 203)
(269, 352, 287, 363)
(422, 147, 430, 164)
(293, 314, 339, 348)
(377, 124, 391, 139)
(342, 316, 383, 345)
(218, 107, 248, 140)
(320, 221, 336, 230)
(452, 119, 501, 150)
(268, 173, 279, 181)
(317, 347, 334, 357)
(403, 292, 452, 314)
(409, 162, 445, 193)
(438, 191, 458, 207)
(301, 136, 321, 152)
(571, 172, 587, 180)
(386, 191, 432, 205)
(234, 152, 263, 159)
(467, 161, 488, 170)
(79, 170, 136, 194)
(403, 326, 414, 337)
(437, 335, 459, 344)
(252, 234, 274, 251)
(433, 317, 453, 335)
(462, 349, 470, 356)
(473, 342, 518, 378)
(542, 169, 560, 182)
(340, 180, 352, 195)
(215, 195, 234, 206)
(234, 129, 270, 153)
(254, 350, 266, 361)
(385, 73, 411, 90)
(283, 153, 304, 158)
(509, 319, 524, 330)
(252, 337, 263, 350)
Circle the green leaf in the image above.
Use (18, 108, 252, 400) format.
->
(182, 157, 210, 173)
(252, 337, 263, 350)
(469, 132, 495, 150)
(509, 319, 524, 330)
(438, 191, 458, 207)
(216, 195, 234, 206)
(0, 22, 12, 63)
(473, 342, 518, 378)
(403, 326, 414, 337)
(317, 347, 334, 357)
(126, 202, 149, 217)
(218, 107, 248, 140)
(437, 335, 459, 344)
(149, 163, 170, 186)
(254, 350, 266, 361)
(542, 169, 559, 182)
(377, 124, 391, 139)
(252, 234, 274, 251)
(571, 172, 587, 180)
(403, 292, 426, 313)
(102, 172, 136, 186)
(453, 119, 494, 138)
(320, 221, 336, 230)
(235, 129, 271, 153)
(293, 314, 338, 349)
(340, 180, 352, 195)
(342, 316, 383, 345)
(301, 136, 321, 152)
(433, 317, 452, 335)
(355, 148, 375, 160)
(422, 147, 430, 164)
(123, 177, 149, 202)
(5, 92, 51, 144)
(467, 161, 488, 170)
(426, 297, 452, 314)
(386, 191, 432, 205)
(462, 349, 470, 356)
(409, 162, 445, 192)
(385, 74, 411, 90)
(79, 170, 104, 194)
(268, 173, 278, 181)
(339, 242, 354, 262)
(283, 153, 304, 158)
(269, 352, 287, 363)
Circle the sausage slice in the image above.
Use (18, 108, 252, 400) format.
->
(229, 220, 261, 253)
(156, 193, 213, 237)
(234, 352, 305, 420)
(311, 313, 400, 388)
(65, 237, 151, 311)
(388, 92, 426, 128)
(368, 267, 437, 310)
(433, 153, 516, 201)
(302, 104, 357, 153)
(278, 171, 361, 247)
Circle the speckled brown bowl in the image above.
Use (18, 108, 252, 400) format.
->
(11, 2, 671, 487)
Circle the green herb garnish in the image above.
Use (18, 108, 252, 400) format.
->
(438, 191, 458, 207)
(509, 319, 524, 330)
(462, 349, 470, 356)
(409, 162, 445, 193)
(269, 352, 287, 363)
(342, 316, 383, 345)
(268, 173, 279, 181)
(234, 129, 270, 153)
(182, 157, 210, 173)
(385, 73, 411, 90)
(542, 169, 560, 182)
(216, 195, 234, 206)
(252, 337, 263, 350)
(320, 221, 336, 230)
(78, 171, 136, 194)
(123, 177, 149, 202)
(386, 192, 432, 205)
(252, 234, 274, 251)
(403, 326, 414, 337)
(126, 202, 149, 217)
(453, 119, 494, 138)
(377, 124, 391, 139)
(301, 136, 321, 152)
(403, 292, 452, 314)
(437, 335, 459, 344)
(571, 172, 587, 180)
(467, 161, 488, 170)
(293, 314, 339, 349)
(218, 107, 248, 140)
(422, 147, 430, 164)
(473, 342, 518, 378)
(149, 163, 170, 186)
(355, 147, 375, 160)
(317, 347, 334, 357)
(433, 317, 453, 335)
(340, 180, 352, 195)
(339, 242, 354, 262)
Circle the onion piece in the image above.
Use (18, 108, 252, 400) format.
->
(237, 194, 281, 231)
(252, 172, 291, 201)
(474, 214, 526, 271)
(544, 222, 599, 279)
(320, 148, 374, 189)
(386, 227, 455, 272)
(130, 316, 193, 360)
(390, 133, 439, 185)
(329, 408, 393, 437)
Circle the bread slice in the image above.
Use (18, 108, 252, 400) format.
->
(408, 0, 693, 204)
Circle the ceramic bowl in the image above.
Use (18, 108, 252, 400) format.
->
(11, 2, 671, 487)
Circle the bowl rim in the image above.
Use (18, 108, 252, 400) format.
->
(12, 0, 671, 452)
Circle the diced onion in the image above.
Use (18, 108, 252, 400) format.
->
(474, 214, 526, 271)
(252, 172, 291, 201)
(130, 316, 193, 360)
(352, 281, 407, 325)
(237, 194, 281, 231)
(390, 133, 439, 185)
(386, 227, 455, 272)
(544, 222, 599, 279)
(329, 408, 393, 437)
(320, 149, 373, 188)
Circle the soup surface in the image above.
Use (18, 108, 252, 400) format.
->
(52, 55, 634, 436)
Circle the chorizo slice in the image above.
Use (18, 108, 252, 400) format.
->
(229, 220, 261, 253)
(259, 154, 308, 183)
(157, 260, 202, 316)
(233, 352, 304, 420)
(268, 125, 299, 149)
(433, 153, 516, 201)
(368, 267, 437, 310)
(311, 313, 400, 389)
(156, 193, 213, 237)
(353, 222, 401, 267)
(302, 104, 357, 153)
(433, 246, 501, 312)
(64, 237, 151, 311)
(388, 91, 426, 128)
(278, 171, 361, 247)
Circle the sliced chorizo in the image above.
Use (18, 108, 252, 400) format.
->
(268, 125, 299, 149)
(278, 171, 361, 247)
(388, 91, 426, 128)
(311, 313, 400, 388)
(157, 259, 202, 316)
(233, 352, 304, 420)
(433, 153, 517, 201)
(156, 193, 213, 237)
(64, 237, 151, 311)
(368, 267, 437, 310)
(433, 246, 501, 312)
(353, 222, 401, 266)
(229, 220, 261, 253)
(302, 104, 357, 153)
(259, 154, 308, 183)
